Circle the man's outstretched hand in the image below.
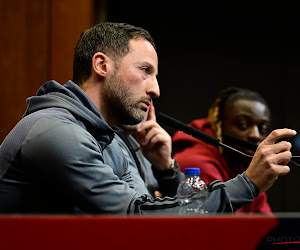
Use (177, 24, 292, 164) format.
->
(246, 128, 297, 193)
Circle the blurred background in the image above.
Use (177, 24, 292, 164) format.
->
(1, 0, 300, 212)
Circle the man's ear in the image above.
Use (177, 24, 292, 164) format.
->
(92, 52, 110, 77)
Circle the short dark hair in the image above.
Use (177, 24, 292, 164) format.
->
(73, 22, 156, 84)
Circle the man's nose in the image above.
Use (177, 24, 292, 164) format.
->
(147, 76, 160, 98)
(248, 126, 263, 143)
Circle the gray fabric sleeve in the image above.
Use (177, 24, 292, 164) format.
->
(206, 171, 259, 213)
(223, 171, 259, 211)
(21, 117, 181, 214)
(22, 117, 138, 214)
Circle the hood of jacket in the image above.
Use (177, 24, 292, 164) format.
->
(24, 80, 114, 146)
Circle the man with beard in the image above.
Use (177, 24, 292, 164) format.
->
(0, 23, 296, 214)
(172, 87, 273, 213)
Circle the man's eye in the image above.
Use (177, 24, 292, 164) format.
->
(236, 121, 248, 130)
(259, 124, 270, 134)
(141, 67, 149, 73)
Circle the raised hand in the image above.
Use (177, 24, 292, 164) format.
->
(136, 103, 173, 170)
(246, 128, 297, 193)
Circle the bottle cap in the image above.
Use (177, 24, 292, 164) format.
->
(184, 168, 200, 175)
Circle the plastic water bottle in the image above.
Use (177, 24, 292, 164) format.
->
(177, 168, 208, 215)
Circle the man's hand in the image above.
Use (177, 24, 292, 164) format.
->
(246, 128, 297, 193)
(136, 103, 172, 170)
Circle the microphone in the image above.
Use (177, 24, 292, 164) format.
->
(156, 112, 300, 168)
(156, 112, 252, 158)
(223, 133, 300, 168)
(223, 133, 258, 151)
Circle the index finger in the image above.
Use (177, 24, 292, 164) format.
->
(146, 102, 156, 122)
(137, 102, 156, 133)
(262, 128, 297, 145)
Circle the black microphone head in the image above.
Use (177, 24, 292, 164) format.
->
(156, 112, 220, 147)
(223, 133, 258, 151)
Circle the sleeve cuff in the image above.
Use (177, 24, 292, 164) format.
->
(241, 171, 259, 197)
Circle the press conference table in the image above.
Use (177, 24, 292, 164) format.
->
(1, 213, 300, 249)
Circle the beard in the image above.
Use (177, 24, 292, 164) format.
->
(103, 71, 148, 125)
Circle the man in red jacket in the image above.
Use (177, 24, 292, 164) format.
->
(172, 87, 272, 213)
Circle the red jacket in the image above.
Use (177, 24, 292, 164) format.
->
(172, 118, 272, 213)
